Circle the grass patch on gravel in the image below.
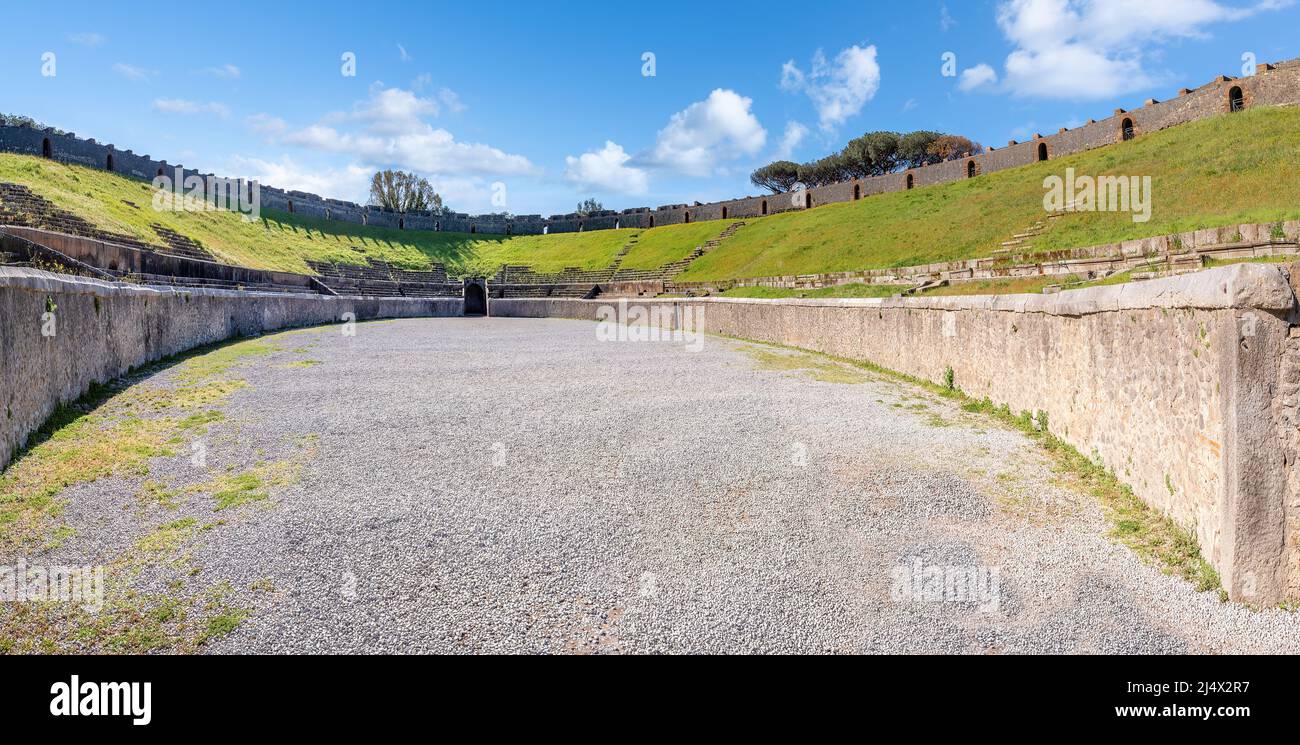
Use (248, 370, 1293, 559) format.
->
(742, 347, 872, 384)
(0, 336, 284, 552)
(0, 331, 322, 653)
(958, 399, 1223, 597)
(0, 407, 175, 552)
(1, 538, 254, 654)
(193, 457, 306, 512)
(728, 334, 1224, 598)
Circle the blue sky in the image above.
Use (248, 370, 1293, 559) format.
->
(1, 0, 1296, 216)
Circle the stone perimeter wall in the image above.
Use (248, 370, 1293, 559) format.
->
(2, 61, 1296, 237)
(0, 267, 463, 473)
(491, 264, 1300, 605)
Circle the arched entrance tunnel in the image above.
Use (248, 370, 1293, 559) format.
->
(464, 278, 488, 316)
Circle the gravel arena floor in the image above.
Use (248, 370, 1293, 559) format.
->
(21, 316, 1300, 654)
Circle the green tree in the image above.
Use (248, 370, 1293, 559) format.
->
(750, 161, 801, 193)
(368, 170, 443, 213)
(897, 131, 943, 169)
(842, 131, 901, 177)
(576, 198, 604, 216)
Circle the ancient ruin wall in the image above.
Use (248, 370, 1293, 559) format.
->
(3, 61, 1296, 237)
(0, 267, 463, 472)
(490, 263, 1300, 605)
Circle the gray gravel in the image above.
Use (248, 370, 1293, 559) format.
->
(31, 317, 1300, 653)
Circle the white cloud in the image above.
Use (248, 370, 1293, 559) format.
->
(774, 121, 809, 160)
(246, 113, 288, 136)
(153, 98, 230, 118)
(269, 85, 536, 178)
(202, 64, 241, 79)
(67, 32, 106, 47)
(958, 63, 999, 91)
(398, 43, 412, 62)
(346, 86, 441, 134)
(438, 88, 467, 114)
(940, 3, 957, 30)
(646, 89, 767, 177)
(113, 63, 157, 82)
(994, 0, 1291, 98)
(410, 76, 466, 113)
(232, 155, 372, 200)
(564, 141, 648, 195)
(780, 45, 882, 131)
(779, 61, 805, 92)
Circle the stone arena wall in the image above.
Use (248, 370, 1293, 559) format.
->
(491, 263, 1300, 605)
(2, 61, 1296, 237)
(0, 267, 463, 473)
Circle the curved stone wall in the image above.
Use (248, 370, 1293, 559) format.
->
(0, 267, 463, 473)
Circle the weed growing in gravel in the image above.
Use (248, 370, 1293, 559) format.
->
(136, 518, 200, 554)
(0, 330, 324, 652)
(742, 347, 872, 384)
(0, 334, 303, 550)
(138, 480, 183, 509)
(191, 457, 305, 512)
(0, 410, 174, 551)
(0, 543, 252, 654)
(958, 397, 1222, 596)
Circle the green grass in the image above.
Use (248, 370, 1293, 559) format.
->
(0, 153, 706, 278)
(679, 105, 1300, 281)
(619, 220, 733, 269)
(3, 106, 1296, 283)
(0, 326, 333, 653)
(457, 228, 635, 275)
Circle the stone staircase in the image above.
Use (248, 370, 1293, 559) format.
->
(659, 221, 746, 292)
(150, 224, 217, 262)
(306, 257, 460, 298)
(606, 231, 643, 274)
(497, 221, 751, 298)
(0, 182, 158, 251)
(993, 212, 1067, 257)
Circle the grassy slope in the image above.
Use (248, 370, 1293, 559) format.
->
(2, 106, 1296, 281)
(461, 228, 635, 275)
(0, 154, 697, 277)
(619, 220, 733, 269)
(679, 105, 1300, 281)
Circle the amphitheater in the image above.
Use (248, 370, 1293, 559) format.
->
(3, 61, 1300, 653)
